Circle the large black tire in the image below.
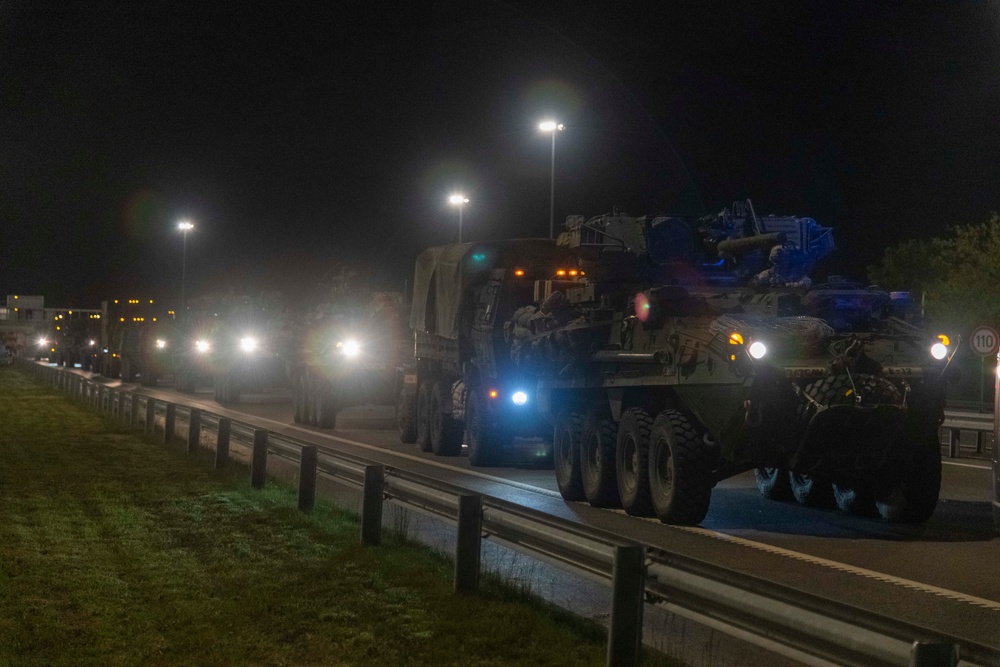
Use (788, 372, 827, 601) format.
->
(754, 468, 793, 501)
(430, 381, 462, 456)
(416, 381, 433, 452)
(789, 472, 833, 507)
(874, 427, 941, 523)
(615, 407, 655, 517)
(553, 410, 586, 501)
(465, 389, 504, 467)
(580, 407, 620, 508)
(832, 482, 875, 516)
(121, 358, 135, 383)
(176, 368, 196, 394)
(314, 379, 338, 429)
(397, 391, 418, 443)
(647, 410, 713, 525)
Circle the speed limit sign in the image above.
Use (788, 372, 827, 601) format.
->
(970, 325, 1000, 356)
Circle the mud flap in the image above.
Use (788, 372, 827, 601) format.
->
(793, 404, 906, 474)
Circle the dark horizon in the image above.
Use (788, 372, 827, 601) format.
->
(3, 1, 998, 308)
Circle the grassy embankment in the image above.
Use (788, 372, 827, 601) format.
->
(0, 368, 674, 666)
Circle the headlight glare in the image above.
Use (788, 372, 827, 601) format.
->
(342, 339, 361, 358)
(511, 391, 528, 405)
(930, 342, 948, 360)
(240, 336, 258, 353)
(195, 340, 210, 353)
(748, 341, 767, 359)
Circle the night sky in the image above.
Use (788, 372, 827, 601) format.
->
(3, 1, 999, 308)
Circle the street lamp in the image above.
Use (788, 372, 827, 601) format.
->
(448, 194, 469, 243)
(177, 220, 194, 313)
(538, 120, 564, 239)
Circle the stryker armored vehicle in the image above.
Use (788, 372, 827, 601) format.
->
(401, 201, 955, 525)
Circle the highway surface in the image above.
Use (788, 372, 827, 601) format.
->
(66, 368, 1000, 660)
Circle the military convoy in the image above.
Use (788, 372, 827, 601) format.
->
(400, 202, 956, 525)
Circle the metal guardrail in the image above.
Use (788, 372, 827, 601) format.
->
(941, 410, 994, 459)
(17, 360, 1000, 667)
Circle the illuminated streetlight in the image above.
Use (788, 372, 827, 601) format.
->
(448, 194, 469, 243)
(177, 220, 194, 313)
(538, 120, 564, 239)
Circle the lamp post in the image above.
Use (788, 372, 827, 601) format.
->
(449, 194, 469, 243)
(538, 120, 564, 239)
(177, 220, 194, 313)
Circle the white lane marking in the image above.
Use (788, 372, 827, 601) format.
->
(669, 525, 1000, 611)
(160, 396, 1000, 613)
(943, 460, 992, 470)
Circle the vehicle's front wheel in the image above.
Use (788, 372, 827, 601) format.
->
(874, 427, 941, 523)
(430, 381, 462, 456)
(416, 380, 433, 452)
(789, 472, 833, 506)
(314, 379, 338, 429)
(833, 482, 875, 516)
(466, 389, 504, 467)
(647, 410, 713, 525)
(397, 390, 418, 443)
(553, 409, 586, 501)
(580, 406, 620, 508)
(754, 467, 793, 501)
(615, 407, 655, 517)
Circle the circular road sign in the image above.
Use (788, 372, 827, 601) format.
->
(970, 325, 1000, 356)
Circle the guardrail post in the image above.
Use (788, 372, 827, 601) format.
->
(455, 494, 483, 594)
(145, 398, 156, 434)
(163, 403, 176, 444)
(298, 445, 318, 512)
(361, 465, 384, 546)
(187, 409, 202, 454)
(948, 429, 960, 458)
(251, 429, 268, 489)
(215, 418, 231, 470)
(910, 641, 959, 666)
(118, 390, 127, 422)
(130, 393, 140, 427)
(607, 545, 645, 667)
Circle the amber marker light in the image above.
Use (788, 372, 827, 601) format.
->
(556, 269, 567, 276)
(489, 389, 499, 399)
(569, 269, 578, 276)
(729, 332, 744, 345)
(514, 269, 525, 277)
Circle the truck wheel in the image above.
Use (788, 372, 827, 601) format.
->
(615, 407, 655, 517)
(874, 428, 941, 523)
(832, 482, 875, 516)
(466, 389, 503, 467)
(789, 473, 833, 507)
(648, 410, 713, 525)
(416, 381, 433, 452)
(754, 468, 793, 500)
(430, 381, 462, 456)
(315, 381, 338, 429)
(580, 407, 620, 508)
(397, 391, 418, 443)
(554, 410, 586, 501)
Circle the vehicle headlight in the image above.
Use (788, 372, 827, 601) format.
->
(930, 342, 948, 360)
(511, 391, 528, 405)
(240, 336, 258, 353)
(341, 339, 361, 358)
(155, 339, 167, 349)
(195, 340, 210, 353)
(748, 341, 767, 359)
(37, 338, 48, 347)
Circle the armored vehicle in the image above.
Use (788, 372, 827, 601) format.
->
(96, 299, 176, 384)
(402, 202, 955, 525)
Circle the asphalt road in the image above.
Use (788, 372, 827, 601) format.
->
(71, 371, 1000, 658)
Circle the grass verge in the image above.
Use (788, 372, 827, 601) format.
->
(0, 368, 674, 666)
